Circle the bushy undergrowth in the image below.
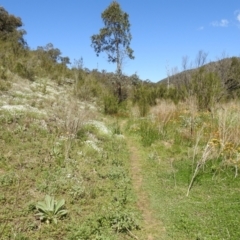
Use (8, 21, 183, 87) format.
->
(103, 93, 119, 115)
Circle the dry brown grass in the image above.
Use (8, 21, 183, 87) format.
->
(150, 100, 177, 121)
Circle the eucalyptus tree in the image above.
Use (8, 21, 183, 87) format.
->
(91, 1, 134, 75)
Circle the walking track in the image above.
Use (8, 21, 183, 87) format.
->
(126, 136, 166, 240)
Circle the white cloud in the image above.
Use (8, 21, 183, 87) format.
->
(198, 26, 204, 30)
(234, 10, 240, 22)
(236, 12, 240, 22)
(234, 10, 240, 29)
(211, 19, 229, 27)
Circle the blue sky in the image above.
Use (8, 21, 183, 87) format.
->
(1, 0, 240, 82)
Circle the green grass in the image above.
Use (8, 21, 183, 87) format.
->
(126, 109, 240, 240)
(0, 107, 140, 239)
(144, 154, 240, 239)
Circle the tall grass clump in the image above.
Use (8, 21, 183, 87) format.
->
(212, 103, 240, 175)
(138, 119, 160, 147)
(185, 101, 240, 195)
(150, 99, 177, 137)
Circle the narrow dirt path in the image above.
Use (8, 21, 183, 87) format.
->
(126, 136, 166, 240)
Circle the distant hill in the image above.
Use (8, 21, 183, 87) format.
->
(155, 57, 240, 103)
(157, 57, 240, 88)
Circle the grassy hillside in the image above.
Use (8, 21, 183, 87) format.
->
(0, 75, 142, 239)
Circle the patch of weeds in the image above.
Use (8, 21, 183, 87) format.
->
(111, 157, 123, 167)
(40, 79, 48, 94)
(0, 172, 17, 186)
(0, 79, 11, 91)
(138, 119, 160, 147)
(36, 167, 70, 195)
(69, 183, 86, 202)
(82, 121, 112, 143)
(77, 122, 100, 141)
(51, 142, 65, 167)
(111, 119, 122, 135)
(12, 233, 29, 240)
(180, 114, 202, 129)
(126, 118, 161, 146)
(14, 62, 35, 81)
(109, 208, 140, 233)
(0, 66, 8, 80)
(0, 110, 24, 124)
(69, 206, 140, 239)
(107, 166, 125, 180)
(116, 100, 130, 118)
(76, 127, 88, 141)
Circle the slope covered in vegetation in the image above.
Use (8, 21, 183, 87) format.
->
(1, 5, 240, 240)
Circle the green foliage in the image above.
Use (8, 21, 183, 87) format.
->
(70, 204, 140, 239)
(0, 7, 22, 33)
(76, 128, 88, 141)
(191, 67, 223, 110)
(0, 35, 34, 82)
(224, 57, 240, 99)
(228, 57, 240, 81)
(133, 83, 157, 117)
(103, 93, 119, 114)
(35, 195, 67, 224)
(132, 81, 182, 115)
(137, 98, 150, 118)
(74, 74, 102, 100)
(31, 43, 71, 80)
(0, 79, 11, 91)
(0, 172, 17, 186)
(91, 1, 134, 73)
(14, 62, 35, 81)
(0, 6, 26, 44)
(111, 119, 122, 135)
(144, 150, 240, 239)
(131, 119, 160, 147)
(12, 233, 29, 240)
(0, 66, 8, 80)
(166, 87, 181, 104)
(36, 43, 65, 64)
